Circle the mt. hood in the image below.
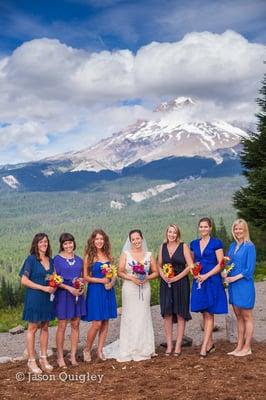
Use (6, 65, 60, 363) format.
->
(47, 97, 248, 173)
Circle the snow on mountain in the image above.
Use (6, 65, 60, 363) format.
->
(110, 200, 126, 209)
(45, 97, 248, 173)
(130, 182, 177, 202)
(2, 175, 20, 189)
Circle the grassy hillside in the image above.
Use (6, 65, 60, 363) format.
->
(0, 175, 245, 284)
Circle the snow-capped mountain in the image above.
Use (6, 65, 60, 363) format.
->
(47, 97, 248, 173)
(0, 97, 248, 192)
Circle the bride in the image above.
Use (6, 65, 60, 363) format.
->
(104, 229, 158, 362)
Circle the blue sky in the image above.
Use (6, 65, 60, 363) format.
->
(0, 0, 265, 164)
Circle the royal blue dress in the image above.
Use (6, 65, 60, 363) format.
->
(227, 241, 256, 309)
(82, 261, 117, 322)
(53, 255, 86, 320)
(190, 237, 228, 314)
(19, 255, 55, 322)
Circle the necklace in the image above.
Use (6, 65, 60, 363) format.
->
(66, 257, 76, 266)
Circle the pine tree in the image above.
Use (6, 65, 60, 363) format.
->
(233, 74, 266, 230)
(217, 217, 231, 251)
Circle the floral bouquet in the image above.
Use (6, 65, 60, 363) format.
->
(191, 262, 202, 289)
(162, 263, 175, 288)
(220, 256, 234, 287)
(130, 261, 148, 300)
(72, 277, 85, 302)
(101, 263, 117, 280)
(46, 272, 63, 301)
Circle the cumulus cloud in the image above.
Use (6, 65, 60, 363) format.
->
(0, 30, 264, 163)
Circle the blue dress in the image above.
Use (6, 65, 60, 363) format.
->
(190, 237, 228, 314)
(19, 255, 55, 322)
(53, 255, 86, 320)
(82, 261, 117, 322)
(227, 241, 256, 309)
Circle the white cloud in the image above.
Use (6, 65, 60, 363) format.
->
(0, 30, 264, 163)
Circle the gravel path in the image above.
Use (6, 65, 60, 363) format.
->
(1, 281, 265, 360)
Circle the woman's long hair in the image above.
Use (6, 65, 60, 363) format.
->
(30, 233, 52, 260)
(84, 229, 112, 270)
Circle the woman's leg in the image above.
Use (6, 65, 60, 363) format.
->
(232, 305, 245, 352)
(174, 315, 185, 354)
(26, 322, 39, 360)
(97, 320, 109, 356)
(39, 321, 53, 371)
(85, 320, 102, 351)
(70, 317, 80, 364)
(200, 312, 214, 355)
(163, 315, 173, 353)
(56, 319, 67, 365)
(237, 308, 253, 354)
(39, 321, 49, 356)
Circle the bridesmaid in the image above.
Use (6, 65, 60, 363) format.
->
(158, 224, 193, 356)
(190, 217, 228, 358)
(54, 233, 86, 367)
(19, 233, 55, 373)
(226, 219, 256, 357)
(82, 229, 117, 361)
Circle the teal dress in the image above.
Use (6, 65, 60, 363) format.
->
(227, 241, 256, 309)
(19, 255, 55, 322)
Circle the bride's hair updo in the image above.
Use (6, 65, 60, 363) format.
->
(129, 229, 143, 241)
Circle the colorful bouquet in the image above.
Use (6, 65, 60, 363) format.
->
(162, 263, 174, 288)
(72, 277, 85, 302)
(46, 272, 63, 301)
(191, 262, 202, 289)
(130, 260, 148, 300)
(220, 256, 234, 287)
(101, 263, 117, 279)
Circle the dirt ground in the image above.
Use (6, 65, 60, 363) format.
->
(1, 341, 266, 400)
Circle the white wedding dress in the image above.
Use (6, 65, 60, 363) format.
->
(103, 251, 155, 362)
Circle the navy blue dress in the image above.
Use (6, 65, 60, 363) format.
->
(227, 241, 256, 309)
(190, 237, 228, 314)
(82, 261, 117, 322)
(19, 255, 55, 322)
(160, 243, 191, 322)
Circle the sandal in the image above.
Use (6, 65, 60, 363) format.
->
(83, 349, 91, 362)
(207, 344, 216, 354)
(97, 352, 106, 361)
(39, 355, 53, 372)
(57, 359, 67, 369)
(27, 358, 42, 374)
(173, 352, 181, 357)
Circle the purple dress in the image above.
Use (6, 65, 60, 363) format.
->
(54, 254, 86, 320)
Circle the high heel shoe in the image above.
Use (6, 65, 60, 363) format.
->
(27, 358, 42, 374)
(57, 359, 67, 369)
(83, 349, 91, 362)
(97, 352, 106, 361)
(234, 349, 252, 357)
(207, 344, 216, 354)
(39, 355, 53, 372)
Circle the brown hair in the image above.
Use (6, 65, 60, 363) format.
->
(231, 218, 250, 242)
(165, 224, 181, 242)
(59, 232, 76, 251)
(84, 229, 112, 269)
(198, 217, 213, 227)
(129, 229, 143, 241)
(30, 233, 52, 260)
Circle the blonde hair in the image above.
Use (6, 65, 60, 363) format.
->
(231, 218, 250, 242)
(165, 224, 181, 243)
